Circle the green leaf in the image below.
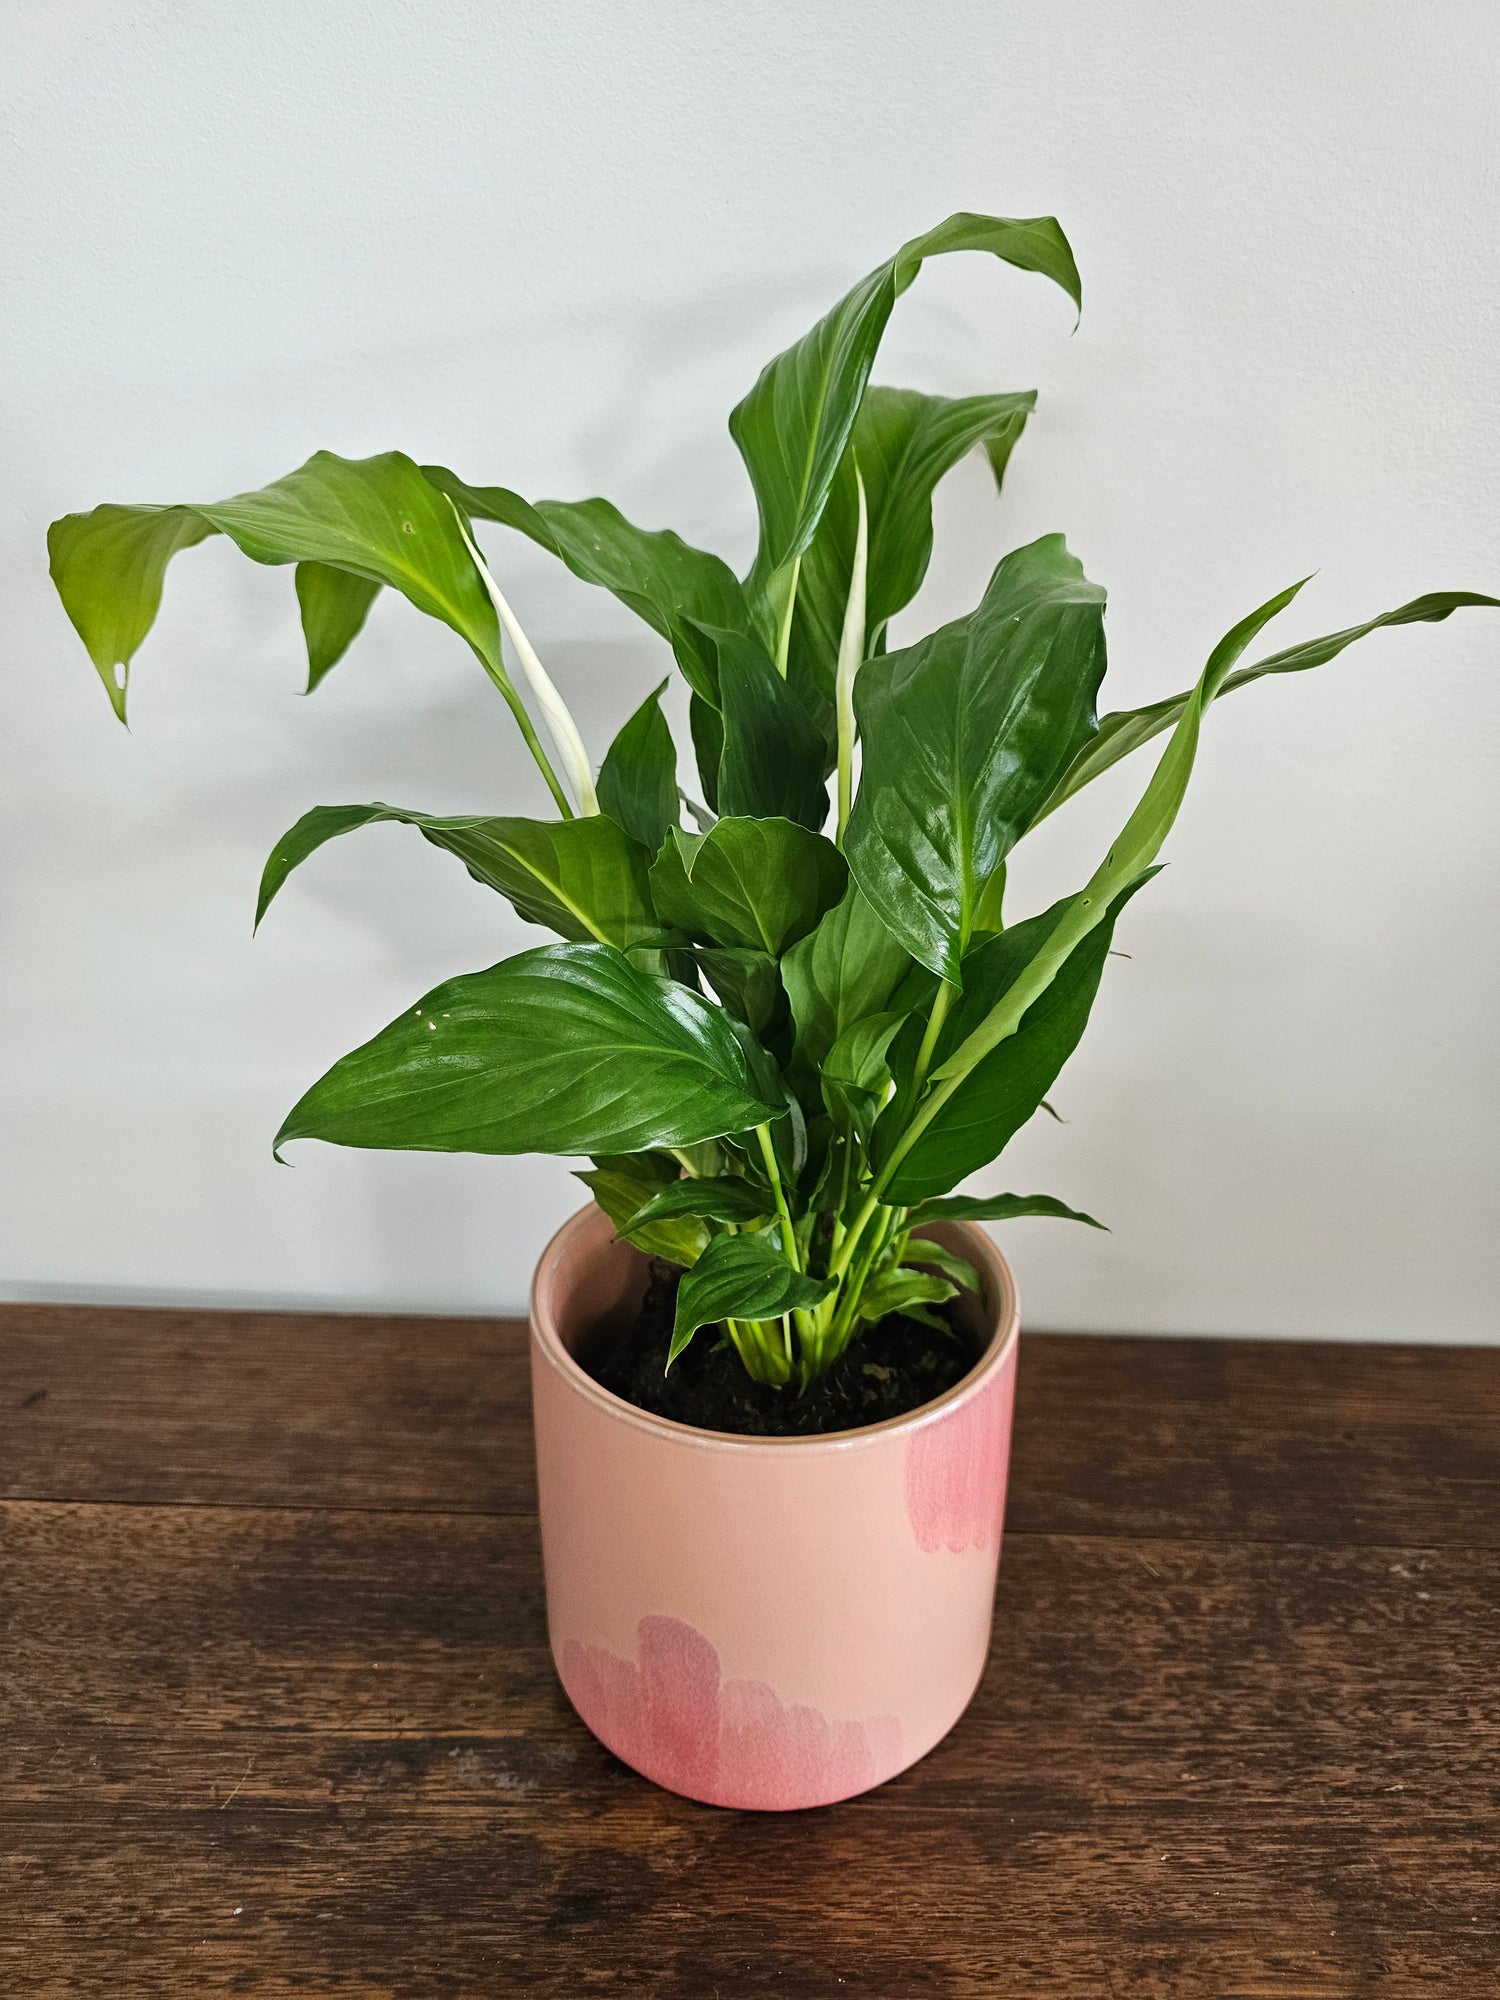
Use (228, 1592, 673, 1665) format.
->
(692, 623, 831, 829)
(853, 1266, 956, 1327)
(1035, 588, 1500, 822)
(822, 1009, 905, 1145)
(729, 212, 1080, 623)
(688, 693, 725, 813)
(275, 942, 781, 1158)
(876, 581, 1318, 1204)
(45, 505, 215, 720)
(781, 879, 915, 1072)
(880, 875, 1156, 1203)
(597, 680, 680, 851)
(696, 946, 786, 1039)
(294, 562, 381, 691)
(913, 1192, 1106, 1228)
(48, 450, 503, 723)
(670, 1231, 835, 1366)
(789, 386, 1037, 723)
(899, 1238, 980, 1291)
(846, 534, 1108, 980)
(576, 1154, 711, 1266)
(421, 465, 755, 689)
(256, 804, 666, 949)
(648, 819, 847, 958)
(623, 1175, 777, 1231)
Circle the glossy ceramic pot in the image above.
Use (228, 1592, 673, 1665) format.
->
(529, 1203, 1020, 1810)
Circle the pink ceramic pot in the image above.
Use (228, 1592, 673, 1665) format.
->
(529, 1203, 1020, 1811)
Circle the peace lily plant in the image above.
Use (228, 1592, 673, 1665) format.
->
(49, 211, 1495, 1399)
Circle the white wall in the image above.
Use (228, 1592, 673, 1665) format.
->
(3, 0, 1497, 1338)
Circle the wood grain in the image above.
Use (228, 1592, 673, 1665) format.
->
(0, 1304, 1496, 1996)
(4, 1304, 1497, 1544)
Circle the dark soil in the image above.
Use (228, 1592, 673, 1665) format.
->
(583, 1260, 980, 1438)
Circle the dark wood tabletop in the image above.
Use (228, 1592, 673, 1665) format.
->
(1, 1303, 1496, 1998)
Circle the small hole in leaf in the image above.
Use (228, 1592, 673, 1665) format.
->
(112, 662, 126, 689)
(401, 521, 416, 534)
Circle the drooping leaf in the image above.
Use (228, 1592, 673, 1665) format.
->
(879, 875, 1156, 1202)
(597, 680, 680, 850)
(623, 1175, 777, 1231)
(49, 451, 503, 722)
(1034, 589, 1500, 822)
(576, 1153, 711, 1265)
(691, 623, 831, 828)
(781, 880, 915, 1073)
(846, 534, 1108, 980)
(790, 386, 1037, 724)
(729, 211, 1080, 634)
(295, 562, 382, 690)
(669, 1231, 835, 1366)
(256, 804, 666, 949)
(422, 465, 755, 690)
(275, 942, 781, 1158)
(648, 819, 847, 958)
(45, 505, 215, 719)
(913, 1191, 1106, 1228)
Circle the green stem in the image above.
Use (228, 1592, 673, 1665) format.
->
(827, 1179, 885, 1285)
(910, 979, 955, 1099)
(773, 554, 802, 680)
(472, 648, 574, 817)
(826, 1203, 903, 1359)
(755, 1123, 800, 1270)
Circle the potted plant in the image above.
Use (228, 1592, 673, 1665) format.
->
(48, 212, 1494, 1810)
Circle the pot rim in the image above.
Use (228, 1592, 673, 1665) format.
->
(529, 1202, 1020, 1457)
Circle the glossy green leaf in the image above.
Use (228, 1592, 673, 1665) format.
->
(422, 465, 754, 687)
(790, 386, 1037, 721)
(670, 1231, 836, 1366)
(696, 946, 786, 1039)
(256, 804, 665, 949)
(822, 1009, 905, 1145)
(49, 451, 503, 722)
(1035, 589, 1500, 822)
(846, 534, 1108, 980)
(688, 693, 725, 813)
(597, 680, 679, 850)
(576, 1153, 712, 1266)
(781, 880, 915, 1073)
(880, 875, 1155, 1202)
(692, 623, 830, 828)
(729, 212, 1080, 623)
(275, 942, 781, 1158)
(294, 562, 381, 690)
(869, 582, 1316, 1210)
(912, 1191, 1106, 1228)
(648, 819, 847, 958)
(623, 1175, 777, 1231)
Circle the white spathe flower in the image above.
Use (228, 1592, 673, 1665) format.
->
(834, 463, 869, 841)
(449, 502, 598, 815)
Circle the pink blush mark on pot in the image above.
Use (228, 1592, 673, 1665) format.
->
(905, 1367, 1014, 1554)
(560, 1615, 901, 1810)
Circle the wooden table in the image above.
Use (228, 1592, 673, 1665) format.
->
(2, 1304, 1496, 1997)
